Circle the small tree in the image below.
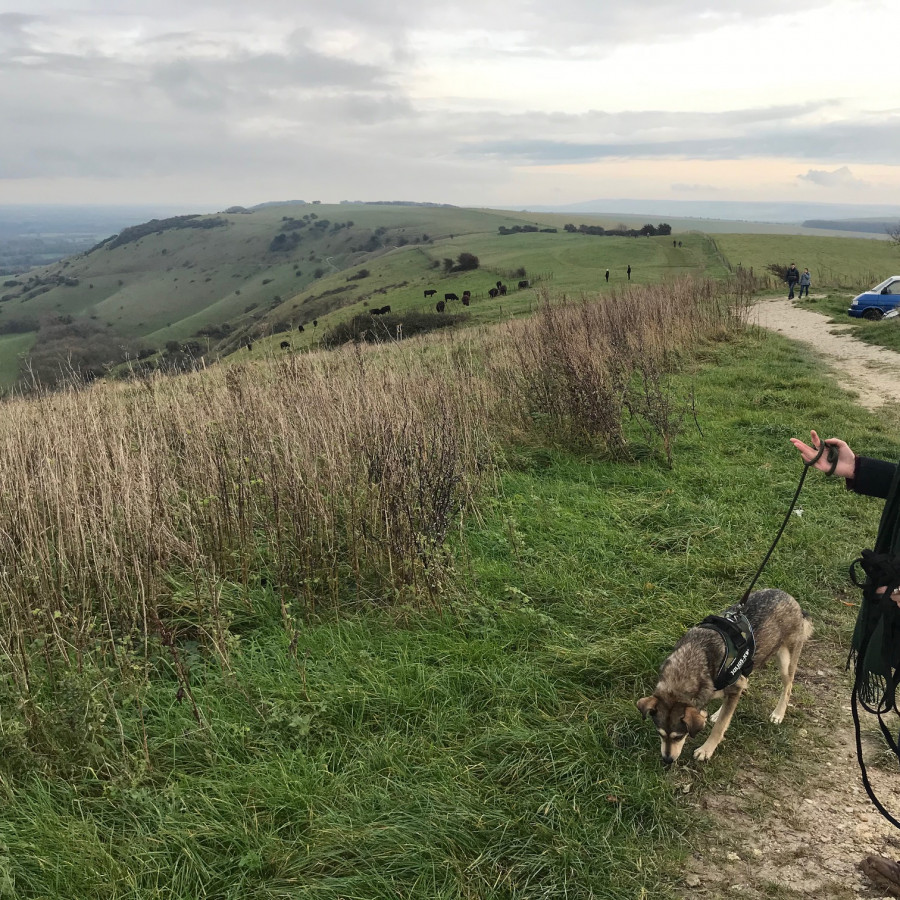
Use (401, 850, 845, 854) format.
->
(456, 252, 479, 271)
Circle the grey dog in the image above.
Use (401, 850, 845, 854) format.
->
(637, 589, 812, 764)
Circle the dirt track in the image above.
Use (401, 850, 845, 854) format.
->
(680, 299, 900, 899)
(752, 298, 900, 410)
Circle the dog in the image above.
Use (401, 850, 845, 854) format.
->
(637, 588, 812, 764)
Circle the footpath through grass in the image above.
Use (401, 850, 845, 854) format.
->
(1, 329, 897, 898)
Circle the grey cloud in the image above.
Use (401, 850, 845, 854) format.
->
(10, 0, 835, 57)
(672, 183, 719, 193)
(797, 166, 867, 188)
(461, 111, 900, 165)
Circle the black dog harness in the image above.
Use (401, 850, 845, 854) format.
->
(697, 610, 756, 690)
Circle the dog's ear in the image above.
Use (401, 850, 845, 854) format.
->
(636, 696, 658, 719)
(683, 706, 707, 737)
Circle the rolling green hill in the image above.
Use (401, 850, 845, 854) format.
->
(0, 203, 728, 386)
(6, 201, 897, 389)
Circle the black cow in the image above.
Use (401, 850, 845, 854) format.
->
(313, 319, 318, 327)
(517, 280, 528, 289)
(498, 284, 507, 296)
(381, 305, 391, 314)
(462, 290, 471, 298)
(371, 307, 384, 316)
(424, 289, 436, 298)
(444, 293, 458, 302)
(436, 300, 445, 312)
(496, 281, 502, 289)
(280, 341, 291, 350)
(462, 296, 470, 306)
(246, 342, 253, 351)
(488, 288, 499, 298)
(298, 325, 304, 332)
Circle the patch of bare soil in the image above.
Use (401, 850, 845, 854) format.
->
(752, 298, 900, 411)
(677, 641, 900, 899)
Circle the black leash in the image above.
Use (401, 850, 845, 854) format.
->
(852, 669, 900, 830)
(849, 553, 900, 831)
(739, 439, 839, 604)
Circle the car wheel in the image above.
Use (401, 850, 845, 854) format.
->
(862, 308, 884, 321)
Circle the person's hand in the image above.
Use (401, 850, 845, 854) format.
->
(874, 586, 900, 608)
(789, 430, 856, 478)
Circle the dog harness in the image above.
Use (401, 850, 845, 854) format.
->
(697, 610, 756, 690)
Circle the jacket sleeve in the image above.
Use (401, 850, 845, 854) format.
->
(847, 456, 897, 500)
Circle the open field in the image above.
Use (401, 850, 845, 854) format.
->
(0, 274, 897, 897)
(513, 208, 897, 239)
(712, 232, 900, 290)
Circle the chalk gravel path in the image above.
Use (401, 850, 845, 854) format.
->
(752, 297, 900, 410)
(678, 299, 900, 899)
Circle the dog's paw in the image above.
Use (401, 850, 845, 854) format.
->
(769, 709, 785, 725)
(710, 708, 721, 724)
(693, 744, 716, 762)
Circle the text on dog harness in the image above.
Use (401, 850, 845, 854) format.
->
(697, 610, 756, 690)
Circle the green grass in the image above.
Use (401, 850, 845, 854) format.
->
(265, 230, 728, 354)
(713, 233, 900, 290)
(1, 326, 896, 898)
(0, 331, 35, 383)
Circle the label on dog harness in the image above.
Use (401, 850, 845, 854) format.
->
(698, 611, 756, 690)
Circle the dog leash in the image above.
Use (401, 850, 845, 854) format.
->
(849, 553, 900, 831)
(738, 439, 840, 605)
(694, 441, 837, 691)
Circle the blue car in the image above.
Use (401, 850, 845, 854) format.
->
(848, 276, 900, 319)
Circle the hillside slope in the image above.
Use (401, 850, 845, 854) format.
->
(0, 203, 729, 386)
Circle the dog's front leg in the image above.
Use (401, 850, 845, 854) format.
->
(693, 677, 747, 761)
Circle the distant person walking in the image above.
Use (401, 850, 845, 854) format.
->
(627, 265, 632, 281)
(605, 268, 610, 283)
(798, 268, 811, 299)
(786, 262, 800, 299)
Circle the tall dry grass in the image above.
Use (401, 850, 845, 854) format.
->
(486, 277, 750, 460)
(0, 276, 752, 710)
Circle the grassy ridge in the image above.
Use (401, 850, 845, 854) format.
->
(713, 232, 900, 289)
(1, 280, 897, 897)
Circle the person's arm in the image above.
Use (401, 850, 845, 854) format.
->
(848, 456, 896, 499)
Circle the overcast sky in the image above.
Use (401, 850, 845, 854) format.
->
(2, 0, 899, 209)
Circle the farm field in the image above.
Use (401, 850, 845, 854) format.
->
(0, 272, 897, 898)
(712, 232, 900, 290)
(513, 208, 898, 239)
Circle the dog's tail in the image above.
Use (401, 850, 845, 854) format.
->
(800, 607, 814, 640)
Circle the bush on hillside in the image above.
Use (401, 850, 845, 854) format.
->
(22, 316, 141, 387)
(321, 310, 469, 348)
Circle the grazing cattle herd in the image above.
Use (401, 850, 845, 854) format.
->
(258, 276, 534, 351)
